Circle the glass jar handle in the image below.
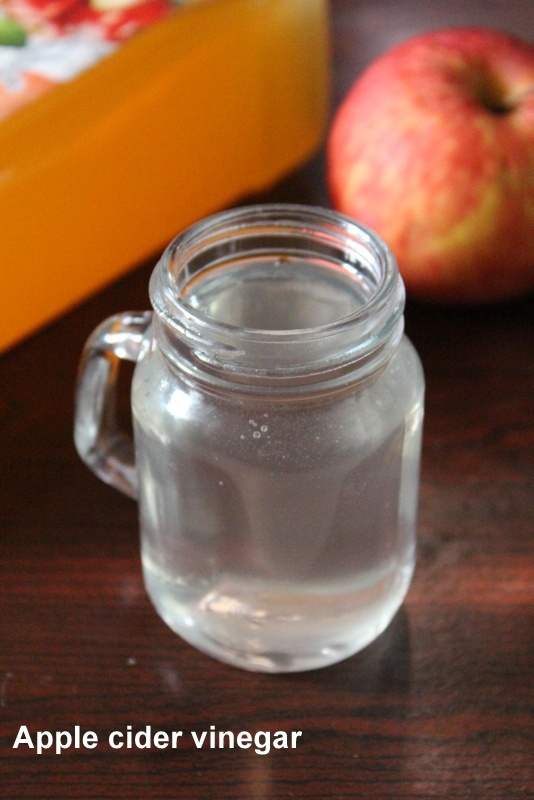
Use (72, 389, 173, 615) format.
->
(74, 311, 152, 499)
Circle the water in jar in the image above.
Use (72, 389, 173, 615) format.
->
(132, 256, 424, 672)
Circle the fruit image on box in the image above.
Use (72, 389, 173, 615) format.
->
(327, 27, 534, 304)
(0, 0, 176, 123)
(0, 0, 329, 352)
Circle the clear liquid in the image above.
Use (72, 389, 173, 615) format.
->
(143, 558, 414, 673)
(134, 259, 423, 672)
(182, 256, 374, 330)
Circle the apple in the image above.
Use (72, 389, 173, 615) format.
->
(327, 27, 534, 303)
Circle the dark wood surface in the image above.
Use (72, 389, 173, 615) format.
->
(1, 2, 533, 797)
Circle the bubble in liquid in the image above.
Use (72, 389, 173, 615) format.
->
(260, 425, 268, 433)
(252, 431, 261, 439)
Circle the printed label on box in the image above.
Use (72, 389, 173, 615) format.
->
(0, 0, 180, 119)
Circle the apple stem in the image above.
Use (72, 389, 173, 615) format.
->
(498, 86, 534, 115)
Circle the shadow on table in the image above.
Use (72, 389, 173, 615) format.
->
(289, 607, 411, 695)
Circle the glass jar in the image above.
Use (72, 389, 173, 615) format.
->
(74, 204, 424, 673)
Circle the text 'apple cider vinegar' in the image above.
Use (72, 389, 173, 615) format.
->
(0, 0, 329, 353)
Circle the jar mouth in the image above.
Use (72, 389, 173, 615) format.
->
(150, 204, 405, 384)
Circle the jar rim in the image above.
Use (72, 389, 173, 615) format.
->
(149, 204, 405, 385)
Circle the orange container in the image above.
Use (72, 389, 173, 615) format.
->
(0, 0, 329, 353)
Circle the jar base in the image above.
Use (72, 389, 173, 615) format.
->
(143, 563, 413, 673)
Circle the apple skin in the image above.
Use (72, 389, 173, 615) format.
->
(327, 27, 534, 303)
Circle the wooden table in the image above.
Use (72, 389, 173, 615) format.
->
(1, 2, 533, 797)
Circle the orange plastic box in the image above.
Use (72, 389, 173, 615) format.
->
(0, 0, 329, 353)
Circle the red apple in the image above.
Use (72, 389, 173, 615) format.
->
(327, 27, 534, 303)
